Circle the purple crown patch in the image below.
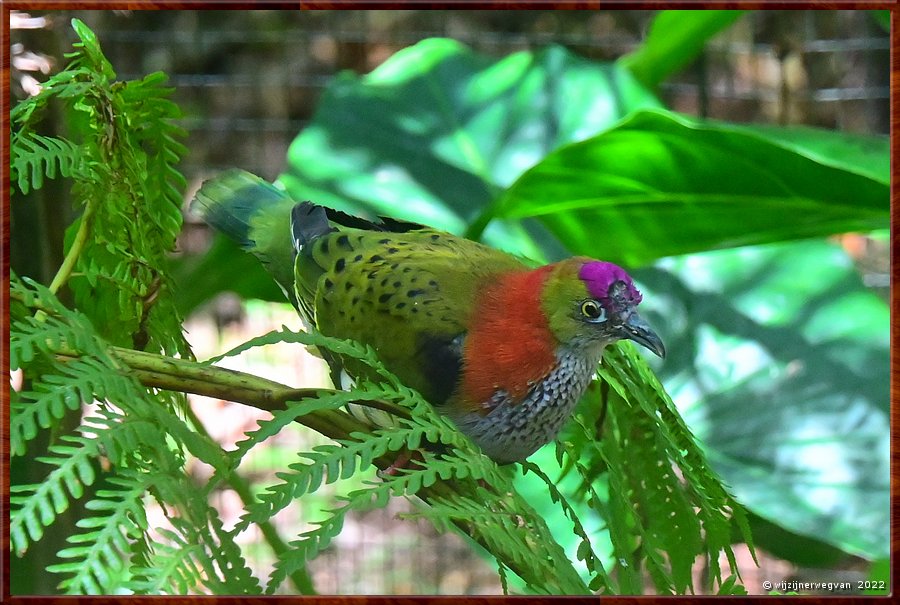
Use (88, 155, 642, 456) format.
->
(579, 261, 642, 308)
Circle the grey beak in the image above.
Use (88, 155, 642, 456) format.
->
(621, 312, 666, 358)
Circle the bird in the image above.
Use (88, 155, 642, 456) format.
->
(192, 169, 665, 464)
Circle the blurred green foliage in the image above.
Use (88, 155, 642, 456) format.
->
(620, 10, 745, 89)
(641, 240, 888, 560)
(277, 38, 662, 263)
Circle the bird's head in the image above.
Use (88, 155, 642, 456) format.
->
(541, 258, 666, 358)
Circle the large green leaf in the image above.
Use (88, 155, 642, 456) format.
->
(620, 10, 746, 89)
(279, 38, 662, 261)
(170, 234, 283, 314)
(739, 512, 851, 568)
(633, 239, 889, 559)
(491, 110, 888, 266)
(731, 122, 890, 185)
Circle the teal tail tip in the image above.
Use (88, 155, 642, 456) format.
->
(191, 169, 291, 247)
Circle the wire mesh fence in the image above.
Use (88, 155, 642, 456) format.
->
(10, 9, 889, 595)
(15, 10, 887, 182)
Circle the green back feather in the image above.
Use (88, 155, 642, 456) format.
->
(295, 225, 526, 402)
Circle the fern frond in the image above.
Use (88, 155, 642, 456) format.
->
(144, 403, 230, 477)
(267, 509, 344, 595)
(9, 433, 99, 555)
(11, 19, 191, 356)
(11, 357, 114, 457)
(128, 528, 205, 594)
(266, 458, 446, 594)
(230, 366, 479, 533)
(9, 64, 94, 128)
(612, 345, 753, 554)
(403, 485, 588, 595)
(206, 326, 406, 388)
(46, 471, 149, 594)
(120, 470, 263, 595)
(228, 389, 380, 465)
(164, 509, 262, 595)
(9, 408, 170, 558)
(497, 559, 510, 595)
(237, 423, 415, 533)
(554, 341, 754, 594)
(10, 276, 111, 362)
(521, 461, 611, 593)
(11, 133, 90, 194)
(7, 19, 273, 596)
(227, 331, 593, 594)
(203, 509, 263, 595)
(575, 414, 645, 594)
(237, 411, 466, 533)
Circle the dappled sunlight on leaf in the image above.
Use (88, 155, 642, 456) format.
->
(636, 239, 888, 559)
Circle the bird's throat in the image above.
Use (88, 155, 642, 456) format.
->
(451, 344, 604, 463)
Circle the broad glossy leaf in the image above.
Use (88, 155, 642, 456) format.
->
(496, 110, 888, 266)
(620, 10, 745, 89)
(634, 239, 889, 559)
(279, 38, 662, 260)
(170, 234, 283, 314)
(730, 122, 889, 185)
(180, 40, 662, 314)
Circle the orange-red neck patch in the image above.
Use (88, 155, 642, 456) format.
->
(461, 265, 558, 410)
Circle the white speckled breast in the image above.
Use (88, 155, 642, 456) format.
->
(450, 345, 605, 463)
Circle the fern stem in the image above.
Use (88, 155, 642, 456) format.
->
(48, 195, 99, 294)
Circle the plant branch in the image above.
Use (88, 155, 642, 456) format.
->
(55, 341, 414, 425)
(49, 196, 99, 294)
(53, 345, 371, 442)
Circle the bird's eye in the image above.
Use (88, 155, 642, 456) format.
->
(580, 300, 606, 321)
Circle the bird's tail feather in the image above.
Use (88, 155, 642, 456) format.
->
(191, 169, 298, 303)
(192, 169, 289, 248)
